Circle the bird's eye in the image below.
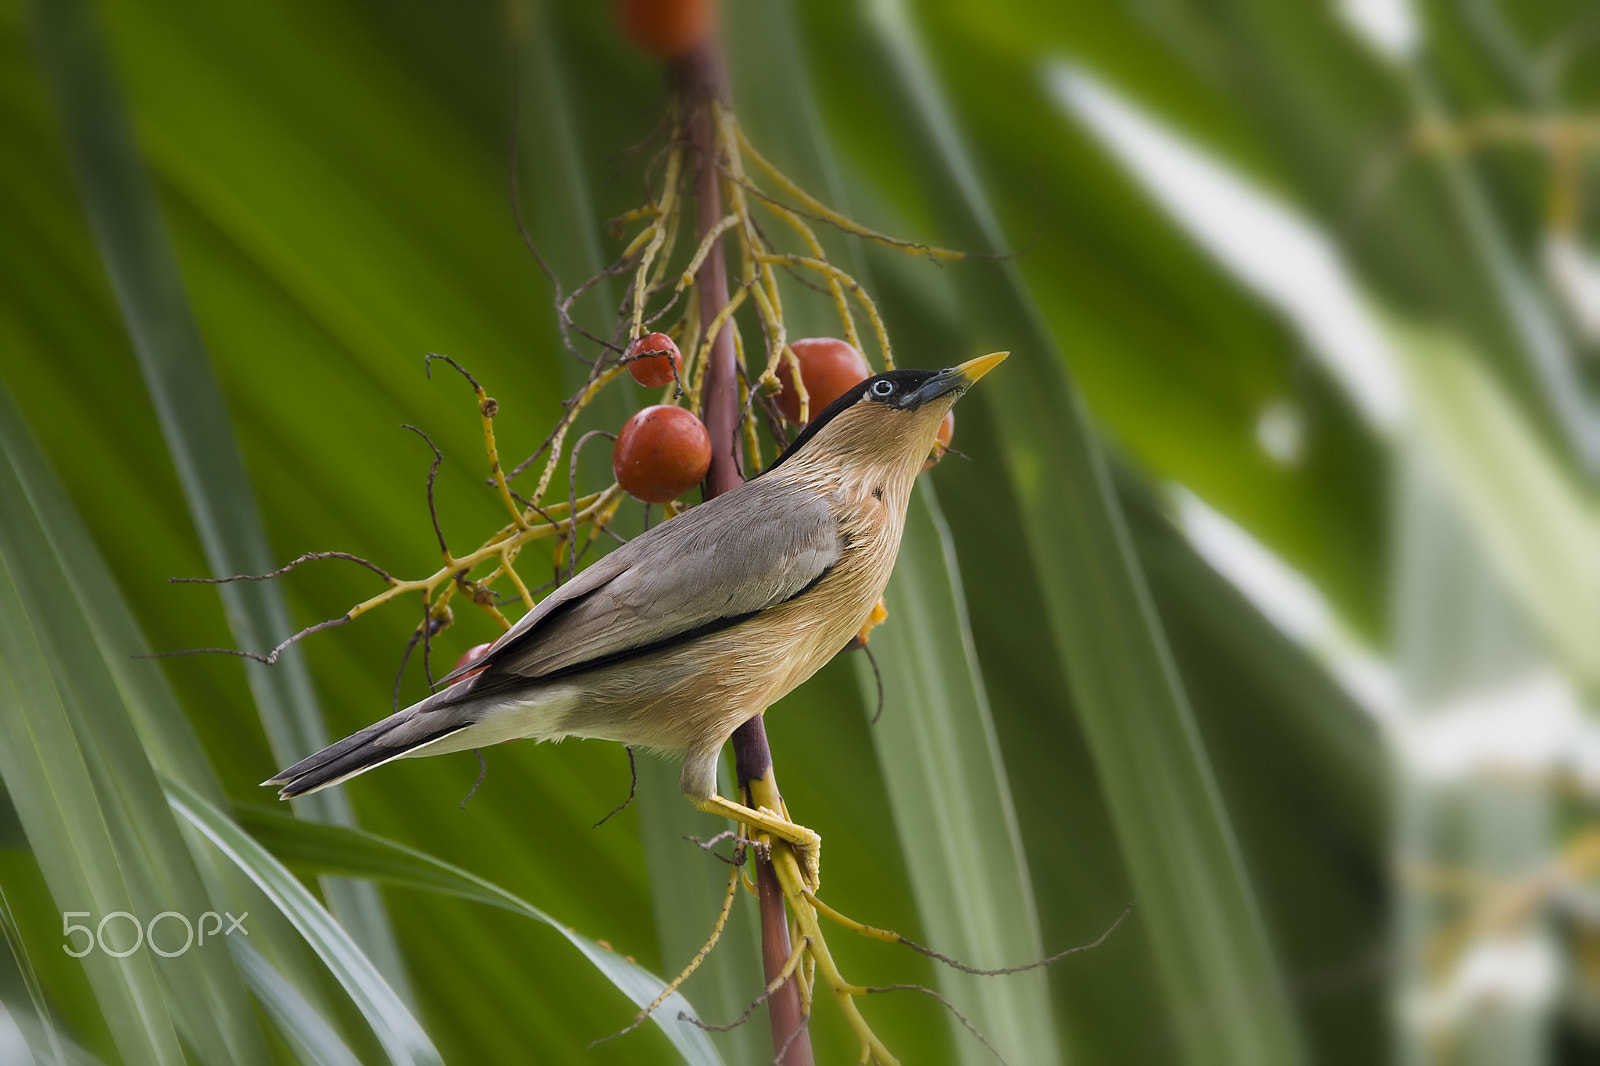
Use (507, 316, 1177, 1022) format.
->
(871, 380, 894, 398)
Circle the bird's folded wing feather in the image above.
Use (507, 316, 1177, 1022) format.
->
(457, 478, 840, 685)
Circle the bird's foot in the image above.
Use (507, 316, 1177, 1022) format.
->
(756, 805, 821, 892)
(695, 794, 822, 892)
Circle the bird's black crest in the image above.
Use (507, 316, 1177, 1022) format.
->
(762, 369, 938, 473)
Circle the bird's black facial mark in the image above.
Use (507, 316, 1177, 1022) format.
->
(859, 369, 937, 409)
(763, 368, 941, 473)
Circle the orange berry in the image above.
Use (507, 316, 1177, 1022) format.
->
(775, 338, 871, 423)
(615, 0, 712, 58)
(625, 333, 683, 389)
(613, 405, 711, 503)
(455, 642, 493, 680)
(922, 411, 955, 472)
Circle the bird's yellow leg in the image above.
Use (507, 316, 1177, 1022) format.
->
(695, 786, 821, 891)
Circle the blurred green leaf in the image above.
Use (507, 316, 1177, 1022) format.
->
(0, 879, 64, 1066)
(232, 800, 726, 1066)
(1118, 471, 1389, 1058)
(27, 0, 412, 998)
(1394, 324, 1600, 686)
(0, 783, 21, 853)
(1051, 59, 1598, 691)
(1, 318, 398, 1063)
(164, 779, 440, 1066)
(230, 943, 362, 1066)
(0, 529, 183, 1066)
(0, 385, 270, 1066)
(861, 483, 1064, 1066)
(1414, 106, 1600, 471)
(0, 310, 350, 1021)
(0, 991, 106, 1066)
(845, 5, 1304, 1063)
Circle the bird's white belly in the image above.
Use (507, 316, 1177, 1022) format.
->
(400, 684, 586, 758)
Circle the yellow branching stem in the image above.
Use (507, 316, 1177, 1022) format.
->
(736, 353, 763, 476)
(1410, 113, 1600, 234)
(745, 277, 789, 385)
(677, 284, 705, 408)
(756, 252, 893, 369)
(783, 342, 810, 424)
(717, 104, 792, 392)
(680, 213, 741, 291)
(693, 283, 749, 391)
(729, 328, 754, 458)
(1411, 114, 1600, 153)
(530, 366, 626, 505)
(340, 486, 622, 625)
(593, 860, 745, 1047)
(630, 141, 685, 341)
(620, 223, 659, 261)
(649, 180, 684, 292)
(756, 193, 862, 352)
(735, 126, 967, 262)
(607, 203, 656, 232)
(500, 546, 536, 613)
(462, 387, 527, 531)
(1423, 826, 1600, 980)
(768, 844, 899, 1066)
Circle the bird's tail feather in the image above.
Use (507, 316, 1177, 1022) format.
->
(263, 700, 473, 799)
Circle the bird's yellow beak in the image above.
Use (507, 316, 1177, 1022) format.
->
(902, 352, 1009, 409)
(955, 351, 1008, 384)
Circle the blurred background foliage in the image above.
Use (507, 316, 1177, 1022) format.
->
(0, 0, 1596, 1063)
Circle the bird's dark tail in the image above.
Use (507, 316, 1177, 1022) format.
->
(263, 699, 473, 799)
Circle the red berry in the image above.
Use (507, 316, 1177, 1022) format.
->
(775, 338, 871, 423)
(626, 333, 683, 389)
(615, 0, 712, 58)
(455, 642, 493, 680)
(613, 405, 711, 503)
(922, 411, 955, 472)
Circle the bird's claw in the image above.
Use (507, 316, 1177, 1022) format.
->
(798, 842, 821, 894)
(784, 836, 821, 894)
(696, 795, 822, 891)
(757, 805, 822, 892)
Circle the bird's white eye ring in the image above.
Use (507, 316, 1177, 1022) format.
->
(871, 380, 894, 397)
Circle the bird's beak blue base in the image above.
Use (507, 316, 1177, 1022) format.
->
(904, 351, 1009, 408)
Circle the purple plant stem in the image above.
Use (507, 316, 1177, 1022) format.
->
(675, 35, 813, 1066)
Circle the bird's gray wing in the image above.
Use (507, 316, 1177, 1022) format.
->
(430, 528, 634, 687)
(453, 478, 840, 686)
